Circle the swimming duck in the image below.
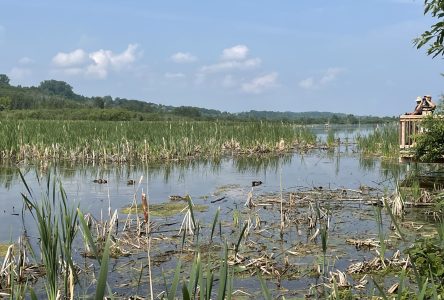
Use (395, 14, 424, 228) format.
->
(93, 179, 108, 184)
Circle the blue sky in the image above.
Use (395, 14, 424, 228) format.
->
(0, 0, 442, 116)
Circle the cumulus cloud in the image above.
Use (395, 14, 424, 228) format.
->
(221, 45, 249, 61)
(319, 68, 344, 84)
(86, 44, 139, 78)
(242, 72, 278, 94)
(165, 72, 185, 79)
(298, 67, 345, 90)
(171, 52, 197, 63)
(194, 44, 267, 90)
(52, 44, 140, 79)
(52, 49, 88, 67)
(200, 58, 261, 74)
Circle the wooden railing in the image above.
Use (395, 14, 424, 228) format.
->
(399, 115, 423, 150)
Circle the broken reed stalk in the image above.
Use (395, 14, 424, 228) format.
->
(123, 176, 143, 233)
(143, 173, 154, 300)
(141, 192, 149, 224)
(279, 168, 284, 239)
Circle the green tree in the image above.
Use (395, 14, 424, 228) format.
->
(412, 1, 444, 161)
(38, 80, 75, 98)
(172, 106, 201, 118)
(0, 74, 10, 86)
(93, 97, 105, 109)
(414, 97, 444, 161)
(414, 0, 444, 57)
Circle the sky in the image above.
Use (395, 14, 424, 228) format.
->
(0, 0, 442, 116)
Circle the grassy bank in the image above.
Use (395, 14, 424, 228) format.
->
(0, 120, 317, 163)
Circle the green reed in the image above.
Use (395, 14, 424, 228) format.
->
(0, 120, 316, 163)
(356, 124, 398, 158)
(20, 171, 79, 300)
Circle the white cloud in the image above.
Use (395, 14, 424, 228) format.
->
(52, 49, 88, 67)
(195, 44, 266, 88)
(221, 45, 249, 61)
(19, 57, 34, 65)
(165, 72, 185, 79)
(299, 67, 345, 90)
(52, 44, 140, 79)
(319, 68, 344, 84)
(200, 58, 261, 74)
(9, 67, 32, 80)
(242, 72, 278, 94)
(171, 52, 197, 63)
(86, 44, 139, 78)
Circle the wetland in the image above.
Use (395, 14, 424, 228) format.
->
(0, 122, 443, 299)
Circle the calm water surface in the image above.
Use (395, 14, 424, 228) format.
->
(0, 125, 394, 241)
(0, 124, 420, 297)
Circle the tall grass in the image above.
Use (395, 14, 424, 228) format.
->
(356, 124, 398, 158)
(19, 171, 79, 300)
(0, 120, 316, 162)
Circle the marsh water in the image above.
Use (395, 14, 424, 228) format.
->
(0, 124, 436, 297)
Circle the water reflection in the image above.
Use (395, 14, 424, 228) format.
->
(0, 151, 406, 192)
(233, 154, 292, 173)
(0, 125, 409, 243)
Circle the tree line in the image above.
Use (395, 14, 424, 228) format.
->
(0, 74, 394, 123)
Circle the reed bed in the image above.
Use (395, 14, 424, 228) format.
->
(0, 120, 317, 163)
(356, 124, 398, 158)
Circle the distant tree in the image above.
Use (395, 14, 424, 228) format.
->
(103, 95, 113, 108)
(346, 114, 358, 124)
(414, 0, 444, 57)
(330, 114, 340, 124)
(38, 80, 75, 98)
(0, 74, 10, 86)
(173, 106, 201, 118)
(93, 97, 105, 109)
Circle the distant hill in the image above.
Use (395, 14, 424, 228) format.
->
(0, 74, 394, 124)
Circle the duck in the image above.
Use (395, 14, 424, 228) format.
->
(93, 179, 108, 184)
(252, 180, 263, 187)
(127, 179, 135, 185)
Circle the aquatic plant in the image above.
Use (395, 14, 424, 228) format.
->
(356, 124, 398, 158)
(0, 120, 317, 163)
(20, 171, 78, 300)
